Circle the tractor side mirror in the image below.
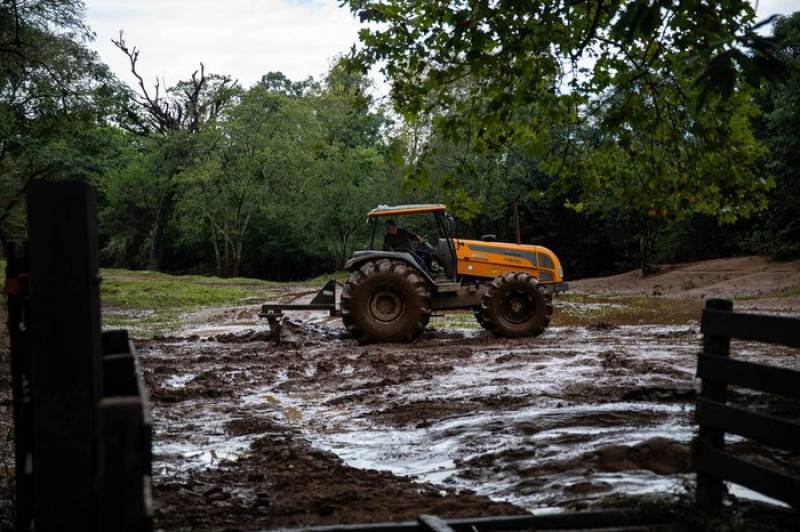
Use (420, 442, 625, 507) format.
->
(447, 216, 456, 237)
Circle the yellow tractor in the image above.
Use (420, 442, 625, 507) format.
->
(339, 204, 567, 342)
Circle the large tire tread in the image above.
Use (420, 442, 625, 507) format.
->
(341, 258, 431, 343)
(479, 272, 552, 338)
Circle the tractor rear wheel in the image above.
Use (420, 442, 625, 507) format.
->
(340, 259, 431, 343)
(478, 272, 552, 337)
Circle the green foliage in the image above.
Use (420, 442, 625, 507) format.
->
(347, 1, 785, 272)
(747, 12, 800, 259)
(3, 1, 798, 284)
(562, 89, 771, 224)
(348, 0, 775, 150)
(0, 0, 121, 248)
(100, 59, 409, 279)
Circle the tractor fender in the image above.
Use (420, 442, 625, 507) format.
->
(344, 251, 436, 286)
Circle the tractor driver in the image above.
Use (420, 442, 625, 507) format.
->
(383, 220, 431, 271)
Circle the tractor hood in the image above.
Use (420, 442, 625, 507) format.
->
(454, 239, 564, 283)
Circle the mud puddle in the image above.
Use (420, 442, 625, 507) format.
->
(136, 310, 800, 528)
(241, 324, 702, 509)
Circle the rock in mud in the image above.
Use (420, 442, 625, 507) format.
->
(215, 329, 272, 343)
(593, 437, 689, 475)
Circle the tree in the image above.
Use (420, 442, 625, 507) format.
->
(749, 12, 800, 258)
(177, 82, 322, 276)
(111, 34, 237, 271)
(347, 0, 781, 273)
(555, 75, 770, 273)
(0, 0, 119, 253)
(308, 61, 402, 267)
(348, 1, 780, 140)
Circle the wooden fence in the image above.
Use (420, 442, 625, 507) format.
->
(694, 298, 800, 513)
(6, 181, 152, 531)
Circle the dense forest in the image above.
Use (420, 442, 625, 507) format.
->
(1, 0, 798, 280)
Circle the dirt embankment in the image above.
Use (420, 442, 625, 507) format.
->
(571, 256, 800, 306)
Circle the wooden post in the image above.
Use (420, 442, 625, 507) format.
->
(97, 395, 153, 532)
(6, 249, 35, 531)
(98, 329, 154, 531)
(695, 298, 733, 514)
(27, 181, 103, 529)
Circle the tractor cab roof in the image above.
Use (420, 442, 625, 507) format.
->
(367, 204, 447, 218)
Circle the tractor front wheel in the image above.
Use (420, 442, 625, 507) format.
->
(478, 272, 552, 337)
(340, 259, 431, 343)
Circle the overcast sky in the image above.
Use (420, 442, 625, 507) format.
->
(86, 0, 362, 90)
(85, 0, 798, 93)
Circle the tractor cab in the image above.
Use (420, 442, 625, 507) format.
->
(359, 203, 458, 281)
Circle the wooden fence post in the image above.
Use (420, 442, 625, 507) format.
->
(695, 298, 733, 514)
(6, 248, 34, 531)
(98, 329, 153, 531)
(27, 181, 103, 529)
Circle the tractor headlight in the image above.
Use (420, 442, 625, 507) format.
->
(559, 266, 564, 279)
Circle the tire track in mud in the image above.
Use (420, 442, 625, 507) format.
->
(138, 316, 800, 529)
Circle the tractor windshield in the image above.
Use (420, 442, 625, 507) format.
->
(369, 213, 440, 251)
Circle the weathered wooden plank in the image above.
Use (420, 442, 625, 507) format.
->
(97, 396, 153, 532)
(104, 353, 139, 397)
(694, 442, 800, 508)
(696, 298, 731, 514)
(701, 308, 800, 348)
(697, 354, 800, 399)
(27, 181, 103, 529)
(417, 515, 454, 532)
(103, 328, 132, 356)
(696, 398, 800, 452)
(286, 509, 670, 532)
(6, 252, 34, 532)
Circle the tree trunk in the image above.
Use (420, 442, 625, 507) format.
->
(511, 199, 521, 244)
(210, 229, 221, 277)
(640, 221, 653, 276)
(232, 237, 243, 278)
(148, 191, 175, 271)
(0, 228, 10, 260)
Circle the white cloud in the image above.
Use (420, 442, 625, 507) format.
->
(754, 0, 797, 19)
(85, 0, 362, 89)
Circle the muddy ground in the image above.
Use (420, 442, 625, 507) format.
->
(141, 299, 799, 530)
(2, 257, 800, 530)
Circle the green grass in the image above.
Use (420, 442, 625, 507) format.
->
(430, 311, 481, 330)
(0, 262, 344, 335)
(101, 269, 279, 310)
(552, 293, 705, 326)
(100, 268, 339, 336)
(303, 270, 350, 285)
